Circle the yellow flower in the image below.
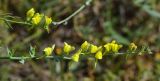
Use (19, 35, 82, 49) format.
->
(43, 44, 55, 56)
(31, 13, 43, 25)
(111, 43, 119, 52)
(104, 40, 122, 53)
(72, 49, 82, 62)
(111, 41, 122, 53)
(95, 51, 103, 59)
(44, 16, 52, 32)
(45, 16, 52, 25)
(63, 42, 75, 54)
(90, 44, 98, 53)
(81, 41, 89, 51)
(27, 8, 35, 20)
(129, 43, 137, 51)
(104, 43, 111, 52)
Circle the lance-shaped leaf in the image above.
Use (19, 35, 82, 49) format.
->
(19, 58, 25, 64)
(7, 48, 14, 57)
(29, 45, 36, 57)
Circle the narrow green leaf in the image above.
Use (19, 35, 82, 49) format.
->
(29, 45, 36, 57)
(19, 59, 25, 64)
(7, 48, 13, 57)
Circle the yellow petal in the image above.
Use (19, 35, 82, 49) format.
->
(104, 43, 111, 52)
(72, 54, 79, 62)
(72, 49, 82, 62)
(63, 42, 75, 54)
(43, 44, 55, 56)
(111, 40, 116, 44)
(111, 44, 119, 52)
(31, 13, 42, 25)
(45, 16, 52, 25)
(81, 41, 89, 51)
(44, 47, 53, 56)
(90, 44, 98, 53)
(95, 51, 103, 59)
(27, 8, 35, 19)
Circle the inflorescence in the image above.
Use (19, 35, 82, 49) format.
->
(26, 8, 52, 32)
(0, 40, 152, 65)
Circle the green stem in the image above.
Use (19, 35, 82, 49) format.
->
(0, 18, 31, 25)
(106, 51, 152, 55)
(4, 19, 31, 25)
(0, 51, 151, 60)
(52, 0, 92, 25)
(0, 56, 71, 60)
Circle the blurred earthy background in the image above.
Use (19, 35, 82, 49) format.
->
(0, 0, 160, 81)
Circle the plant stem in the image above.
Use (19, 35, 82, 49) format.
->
(52, 0, 93, 25)
(0, 56, 71, 60)
(0, 51, 151, 60)
(4, 19, 31, 25)
(0, 18, 31, 25)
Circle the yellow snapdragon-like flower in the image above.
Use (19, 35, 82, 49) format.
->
(72, 49, 82, 62)
(111, 43, 119, 52)
(81, 41, 90, 51)
(129, 43, 137, 51)
(45, 16, 52, 25)
(104, 43, 112, 52)
(63, 42, 75, 54)
(32, 13, 43, 25)
(27, 8, 35, 20)
(44, 16, 52, 32)
(90, 44, 98, 53)
(43, 45, 55, 56)
(104, 40, 122, 53)
(95, 51, 103, 59)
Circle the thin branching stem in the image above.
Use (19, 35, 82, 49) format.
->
(4, 19, 31, 25)
(52, 0, 93, 25)
(0, 18, 31, 25)
(0, 0, 92, 26)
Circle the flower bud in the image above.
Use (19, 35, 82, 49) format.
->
(129, 43, 137, 51)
